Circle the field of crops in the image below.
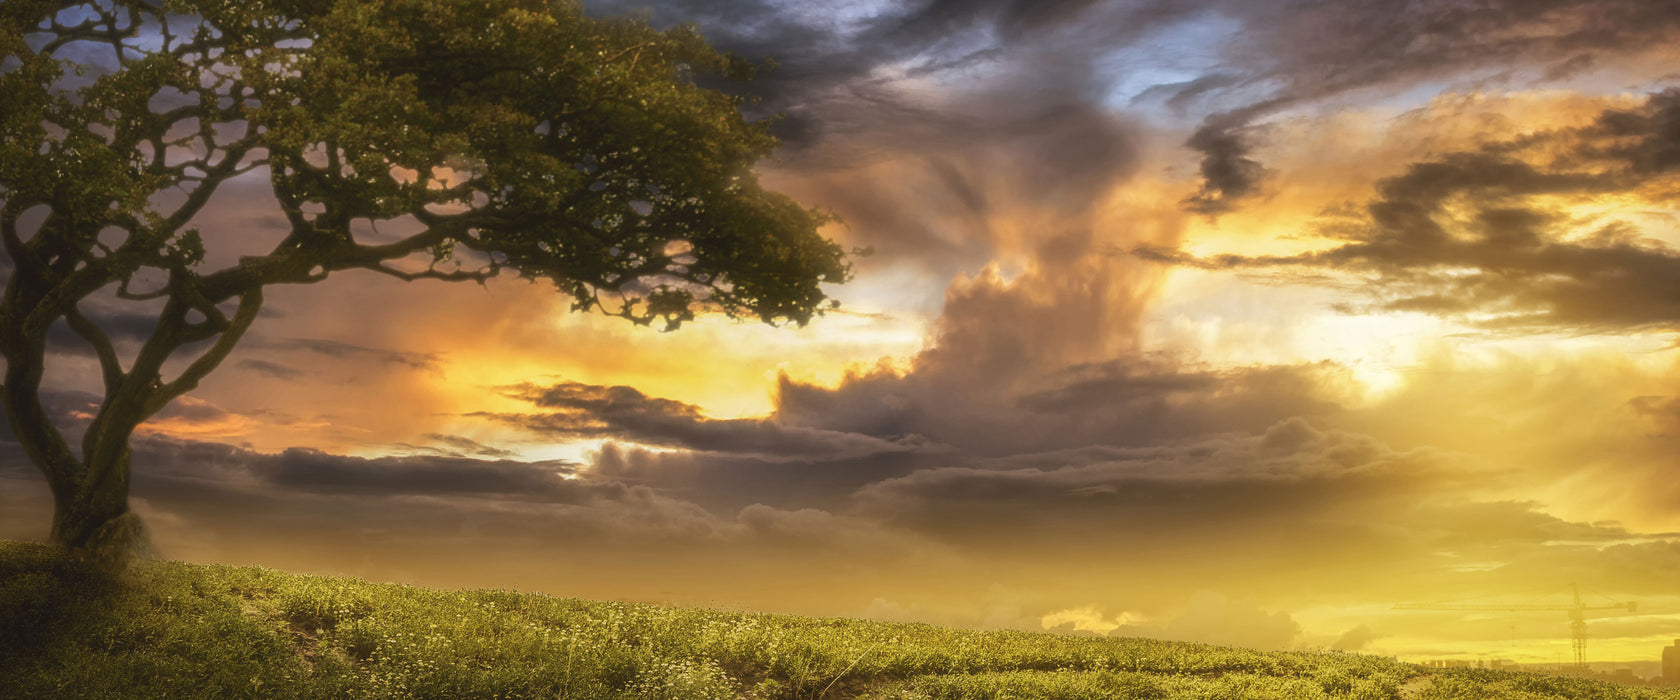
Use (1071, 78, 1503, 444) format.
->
(2, 540, 1675, 699)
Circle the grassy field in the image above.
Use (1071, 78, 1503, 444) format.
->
(2, 540, 1675, 699)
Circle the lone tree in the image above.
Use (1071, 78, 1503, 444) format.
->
(0, 0, 848, 559)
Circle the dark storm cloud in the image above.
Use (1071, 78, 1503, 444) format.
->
(384, 435, 519, 460)
(114, 435, 564, 499)
(849, 417, 1446, 537)
(1135, 89, 1680, 333)
(562, 362, 1350, 511)
(43, 309, 161, 357)
(590, 441, 929, 511)
(1018, 360, 1341, 422)
(477, 381, 930, 460)
(235, 359, 307, 381)
(421, 433, 520, 459)
(259, 337, 442, 371)
(775, 357, 1349, 459)
(1181, 111, 1269, 214)
(256, 448, 580, 498)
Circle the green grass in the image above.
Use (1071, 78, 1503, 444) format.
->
(1, 540, 1674, 699)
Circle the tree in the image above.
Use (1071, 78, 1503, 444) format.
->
(0, 0, 848, 560)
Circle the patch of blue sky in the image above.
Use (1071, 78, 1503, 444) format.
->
(1350, 78, 1466, 116)
(768, 0, 899, 31)
(1096, 10, 1249, 122)
(50, 2, 105, 29)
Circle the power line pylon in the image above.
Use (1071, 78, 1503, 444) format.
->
(1395, 584, 1636, 672)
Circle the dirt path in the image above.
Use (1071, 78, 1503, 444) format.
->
(1398, 674, 1435, 699)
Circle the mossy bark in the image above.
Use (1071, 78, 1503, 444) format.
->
(4, 367, 153, 566)
(48, 451, 153, 566)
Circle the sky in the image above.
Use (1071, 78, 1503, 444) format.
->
(5, 0, 1680, 672)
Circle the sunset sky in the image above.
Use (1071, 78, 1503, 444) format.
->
(5, 0, 1680, 672)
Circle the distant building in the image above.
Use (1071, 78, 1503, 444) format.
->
(1664, 639, 1680, 684)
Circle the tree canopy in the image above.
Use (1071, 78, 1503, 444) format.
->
(0, 0, 848, 558)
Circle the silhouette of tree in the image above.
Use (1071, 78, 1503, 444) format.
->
(0, 0, 848, 560)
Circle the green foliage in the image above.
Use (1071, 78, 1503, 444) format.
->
(3, 541, 1676, 700)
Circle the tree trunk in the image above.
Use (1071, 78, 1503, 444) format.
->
(3, 354, 149, 564)
(47, 447, 152, 565)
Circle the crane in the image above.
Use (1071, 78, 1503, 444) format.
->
(1394, 584, 1637, 671)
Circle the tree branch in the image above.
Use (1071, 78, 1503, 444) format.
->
(65, 305, 126, 394)
(148, 289, 262, 414)
(367, 262, 500, 283)
(158, 141, 259, 232)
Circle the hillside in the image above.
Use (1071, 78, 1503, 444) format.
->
(1, 541, 1674, 699)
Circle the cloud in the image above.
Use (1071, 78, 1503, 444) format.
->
(1181, 112, 1271, 214)
(777, 357, 1353, 461)
(1136, 89, 1680, 334)
(589, 441, 926, 512)
(256, 448, 583, 498)
(731, 503, 950, 561)
(259, 337, 442, 371)
(477, 381, 930, 460)
(1628, 395, 1680, 436)
(44, 310, 162, 357)
(1331, 624, 1383, 652)
(1159, 591, 1302, 651)
(848, 417, 1451, 540)
(419, 433, 520, 459)
(1041, 605, 1142, 636)
(1542, 53, 1597, 81)
(235, 359, 307, 381)
(1408, 500, 1637, 547)
(1151, 0, 1680, 214)
(136, 396, 253, 438)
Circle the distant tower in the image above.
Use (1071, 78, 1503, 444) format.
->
(1664, 639, 1680, 684)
